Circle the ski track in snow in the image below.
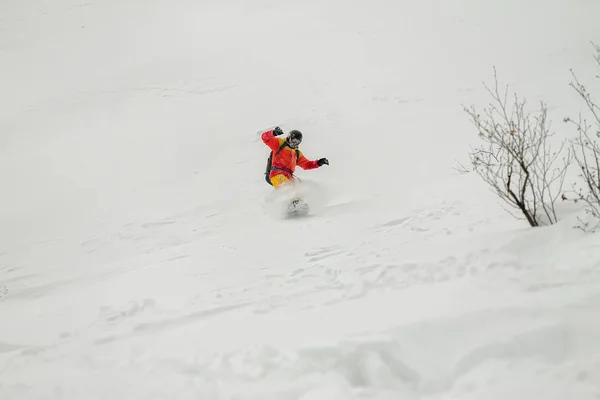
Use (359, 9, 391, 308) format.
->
(1, 190, 600, 399)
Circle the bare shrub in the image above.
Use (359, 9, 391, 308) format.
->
(564, 42, 600, 231)
(464, 68, 572, 227)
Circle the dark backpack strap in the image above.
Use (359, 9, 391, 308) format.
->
(276, 141, 287, 154)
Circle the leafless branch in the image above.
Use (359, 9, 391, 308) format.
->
(453, 160, 473, 175)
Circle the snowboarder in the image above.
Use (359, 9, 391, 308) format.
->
(262, 127, 329, 188)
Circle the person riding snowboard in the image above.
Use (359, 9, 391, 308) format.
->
(262, 126, 329, 188)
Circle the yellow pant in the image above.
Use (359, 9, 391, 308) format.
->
(271, 173, 292, 188)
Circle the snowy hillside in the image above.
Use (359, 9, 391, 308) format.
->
(1, 0, 600, 399)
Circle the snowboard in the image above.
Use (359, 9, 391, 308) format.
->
(285, 198, 310, 218)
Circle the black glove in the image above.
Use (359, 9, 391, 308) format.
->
(317, 158, 329, 166)
(273, 126, 284, 136)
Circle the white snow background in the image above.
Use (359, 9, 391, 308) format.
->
(1, 0, 600, 399)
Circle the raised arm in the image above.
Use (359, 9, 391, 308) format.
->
(261, 129, 283, 151)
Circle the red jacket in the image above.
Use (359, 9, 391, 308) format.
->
(262, 129, 319, 178)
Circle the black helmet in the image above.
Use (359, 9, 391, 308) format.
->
(287, 130, 303, 148)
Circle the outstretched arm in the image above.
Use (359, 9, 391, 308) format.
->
(261, 128, 283, 152)
(297, 151, 320, 170)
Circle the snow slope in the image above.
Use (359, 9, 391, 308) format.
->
(1, 0, 600, 399)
